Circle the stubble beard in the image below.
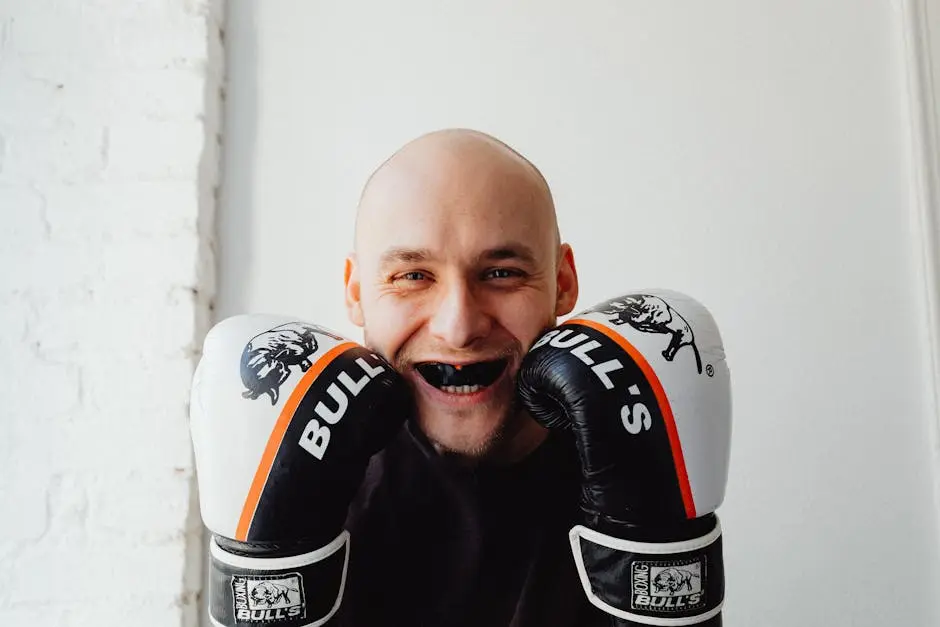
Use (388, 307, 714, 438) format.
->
(408, 360, 526, 463)
(363, 329, 528, 463)
(421, 394, 526, 462)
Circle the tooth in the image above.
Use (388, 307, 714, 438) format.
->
(439, 383, 486, 394)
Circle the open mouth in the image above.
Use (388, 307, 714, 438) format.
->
(415, 359, 509, 394)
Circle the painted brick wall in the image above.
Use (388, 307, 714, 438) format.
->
(0, 0, 222, 624)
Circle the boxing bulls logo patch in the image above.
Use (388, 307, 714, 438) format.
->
(240, 323, 343, 405)
(631, 557, 706, 614)
(589, 294, 703, 374)
(231, 573, 305, 623)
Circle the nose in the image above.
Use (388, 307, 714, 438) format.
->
(428, 279, 492, 349)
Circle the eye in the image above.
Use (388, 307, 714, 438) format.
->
(390, 270, 430, 284)
(483, 267, 524, 280)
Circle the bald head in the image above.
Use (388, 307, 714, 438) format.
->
(354, 129, 559, 252)
(343, 129, 580, 461)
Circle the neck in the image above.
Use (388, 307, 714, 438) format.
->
(491, 414, 549, 463)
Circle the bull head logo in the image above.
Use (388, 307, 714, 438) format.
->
(652, 567, 699, 596)
(249, 581, 297, 608)
(240, 323, 333, 405)
(591, 294, 703, 374)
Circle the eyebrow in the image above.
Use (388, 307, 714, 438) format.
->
(478, 243, 537, 265)
(378, 248, 434, 267)
(377, 242, 538, 267)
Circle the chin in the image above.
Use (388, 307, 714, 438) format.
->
(416, 405, 514, 459)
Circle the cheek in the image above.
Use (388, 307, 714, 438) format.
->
(489, 291, 557, 350)
(360, 290, 425, 358)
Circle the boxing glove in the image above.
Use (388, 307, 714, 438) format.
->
(190, 315, 412, 627)
(517, 290, 731, 626)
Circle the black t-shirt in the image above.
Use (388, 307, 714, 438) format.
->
(333, 420, 611, 627)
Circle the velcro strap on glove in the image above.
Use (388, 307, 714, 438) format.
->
(208, 531, 349, 627)
(569, 520, 723, 626)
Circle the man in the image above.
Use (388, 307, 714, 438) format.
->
(191, 129, 730, 627)
(334, 128, 598, 625)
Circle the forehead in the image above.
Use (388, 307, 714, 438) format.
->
(356, 151, 556, 266)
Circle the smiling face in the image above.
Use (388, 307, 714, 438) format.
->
(344, 130, 578, 461)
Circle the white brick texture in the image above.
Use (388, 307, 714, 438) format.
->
(0, 0, 222, 625)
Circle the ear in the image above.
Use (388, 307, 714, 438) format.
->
(344, 254, 365, 327)
(554, 243, 579, 317)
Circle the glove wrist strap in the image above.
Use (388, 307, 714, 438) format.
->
(569, 519, 723, 626)
(208, 530, 350, 627)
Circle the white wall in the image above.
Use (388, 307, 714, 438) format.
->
(0, 1, 221, 625)
(219, 1, 940, 626)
